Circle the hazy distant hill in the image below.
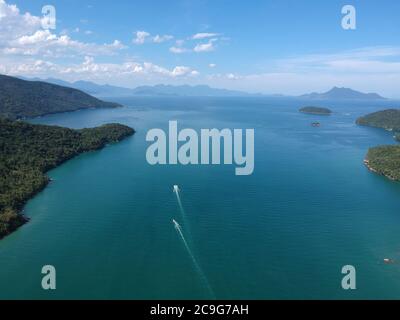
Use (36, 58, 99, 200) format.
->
(131, 84, 254, 97)
(0, 74, 121, 119)
(21, 77, 388, 100)
(23, 77, 259, 97)
(300, 87, 386, 100)
(22, 77, 134, 97)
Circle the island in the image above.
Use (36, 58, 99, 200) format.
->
(357, 109, 400, 182)
(299, 106, 332, 115)
(0, 118, 135, 239)
(300, 87, 386, 101)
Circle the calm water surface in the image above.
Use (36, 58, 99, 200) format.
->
(1, 97, 400, 299)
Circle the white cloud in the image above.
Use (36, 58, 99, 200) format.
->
(2, 55, 199, 81)
(169, 46, 189, 54)
(226, 73, 240, 80)
(133, 30, 150, 44)
(209, 73, 241, 80)
(192, 32, 219, 40)
(0, 1, 200, 86)
(153, 34, 173, 43)
(171, 66, 196, 77)
(193, 39, 216, 53)
(0, 0, 42, 43)
(3, 29, 126, 57)
(209, 63, 216, 68)
(191, 33, 220, 53)
(134, 31, 174, 44)
(0, 0, 125, 58)
(170, 39, 189, 53)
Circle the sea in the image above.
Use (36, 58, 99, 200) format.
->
(1, 96, 400, 299)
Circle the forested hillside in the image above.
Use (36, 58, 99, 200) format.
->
(0, 74, 121, 119)
(0, 118, 134, 238)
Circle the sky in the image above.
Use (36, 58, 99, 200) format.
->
(1, 0, 400, 97)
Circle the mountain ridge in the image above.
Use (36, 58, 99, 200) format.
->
(21, 77, 263, 97)
(0, 74, 122, 119)
(18, 77, 389, 100)
(300, 87, 386, 100)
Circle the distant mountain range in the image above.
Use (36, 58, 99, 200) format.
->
(22, 77, 258, 97)
(0, 74, 121, 119)
(299, 87, 386, 100)
(20, 77, 388, 100)
(131, 84, 257, 97)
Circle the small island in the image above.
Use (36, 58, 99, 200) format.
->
(299, 106, 332, 115)
(357, 109, 400, 182)
(0, 118, 135, 239)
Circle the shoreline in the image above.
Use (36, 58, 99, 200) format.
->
(23, 104, 124, 122)
(363, 159, 398, 182)
(0, 122, 135, 240)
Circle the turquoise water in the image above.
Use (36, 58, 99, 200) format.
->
(1, 97, 400, 299)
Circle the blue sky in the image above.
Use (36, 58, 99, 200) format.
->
(1, 0, 400, 97)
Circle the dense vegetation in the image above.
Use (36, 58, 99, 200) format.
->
(0, 118, 134, 238)
(356, 109, 400, 131)
(0, 74, 122, 119)
(299, 106, 332, 115)
(366, 146, 400, 181)
(357, 109, 400, 181)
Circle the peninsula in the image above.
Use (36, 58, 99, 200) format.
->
(356, 109, 400, 132)
(0, 118, 134, 239)
(364, 146, 400, 181)
(357, 109, 400, 181)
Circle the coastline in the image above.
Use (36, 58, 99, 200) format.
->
(356, 109, 400, 183)
(21, 103, 123, 121)
(364, 159, 398, 182)
(0, 121, 135, 240)
(299, 106, 332, 116)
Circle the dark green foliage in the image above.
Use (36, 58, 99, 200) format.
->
(0, 74, 122, 119)
(356, 109, 400, 131)
(358, 109, 400, 181)
(299, 106, 332, 115)
(366, 146, 400, 181)
(0, 118, 134, 238)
